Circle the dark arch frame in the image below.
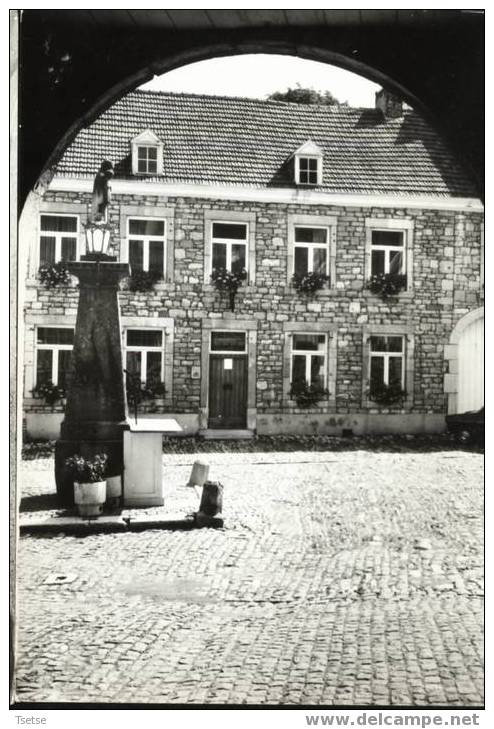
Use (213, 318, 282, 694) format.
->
(40, 41, 429, 188)
(18, 11, 484, 210)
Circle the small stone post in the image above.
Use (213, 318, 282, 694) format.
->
(187, 459, 210, 488)
(196, 481, 224, 528)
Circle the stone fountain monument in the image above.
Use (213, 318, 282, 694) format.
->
(54, 161, 130, 507)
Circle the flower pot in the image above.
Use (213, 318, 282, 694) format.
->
(73, 481, 106, 518)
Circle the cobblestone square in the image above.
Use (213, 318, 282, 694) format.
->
(15, 442, 483, 706)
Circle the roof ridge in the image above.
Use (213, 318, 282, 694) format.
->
(133, 87, 372, 113)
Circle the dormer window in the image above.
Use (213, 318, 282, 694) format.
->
(131, 130, 163, 176)
(297, 157, 319, 185)
(293, 141, 323, 186)
(137, 146, 158, 174)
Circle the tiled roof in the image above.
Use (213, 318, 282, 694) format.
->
(56, 90, 477, 197)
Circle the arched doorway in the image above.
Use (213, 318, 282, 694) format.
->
(445, 308, 484, 414)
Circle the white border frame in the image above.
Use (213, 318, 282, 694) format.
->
(365, 217, 414, 293)
(124, 327, 166, 383)
(126, 216, 167, 277)
(290, 332, 328, 388)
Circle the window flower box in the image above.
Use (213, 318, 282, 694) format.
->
(125, 371, 166, 422)
(211, 267, 247, 312)
(292, 272, 329, 296)
(31, 382, 66, 407)
(366, 273, 407, 300)
(38, 262, 72, 289)
(126, 270, 162, 292)
(289, 379, 330, 408)
(368, 382, 407, 406)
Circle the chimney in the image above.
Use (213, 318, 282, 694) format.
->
(375, 88, 403, 119)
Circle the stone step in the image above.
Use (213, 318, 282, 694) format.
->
(200, 429, 254, 440)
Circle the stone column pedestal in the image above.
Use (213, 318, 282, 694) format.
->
(55, 258, 130, 507)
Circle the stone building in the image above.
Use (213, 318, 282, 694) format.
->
(21, 88, 484, 439)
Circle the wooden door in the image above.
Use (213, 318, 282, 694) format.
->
(208, 354, 248, 428)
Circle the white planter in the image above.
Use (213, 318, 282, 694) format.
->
(106, 475, 122, 499)
(73, 481, 106, 518)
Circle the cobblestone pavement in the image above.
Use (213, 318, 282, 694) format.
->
(15, 447, 483, 706)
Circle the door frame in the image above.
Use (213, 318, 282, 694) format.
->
(208, 350, 248, 429)
(444, 307, 484, 414)
(200, 319, 257, 430)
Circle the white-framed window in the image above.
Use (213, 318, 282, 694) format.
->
(210, 221, 248, 274)
(210, 330, 247, 354)
(294, 225, 330, 277)
(290, 333, 327, 388)
(293, 142, 323, 186)
(35, 326, 74, 388)
(127, 217, 166, 277)
(124, 329, 164, 384)
(370, 229, 405, 276)
(39, 214, 79, 265)
(137, 146, 158, 174)
(130, 130, 164, 176)
(365, 219, 414, 292)
(369, 335, 405, 390)
(296, 156, 321, 185)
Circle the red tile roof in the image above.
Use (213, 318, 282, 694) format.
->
(56, 90, 477, 197)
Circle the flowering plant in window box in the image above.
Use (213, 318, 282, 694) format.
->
(125, 371, 166, 423)
(367, 273, 407, 300)
(292, 272, 329, 296)
(211, 267, 247, 312)
(127, 270, 162, 292)
(38, 262, 72, 289)
(289, 379, 330, 408)
(31, 381, 65, 407)
(368, 381, 407, 406)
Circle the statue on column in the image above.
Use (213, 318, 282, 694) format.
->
(91, 159, 114, 222)
(55, 158, 129, 507)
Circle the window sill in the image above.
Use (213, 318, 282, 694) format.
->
(288, 285, 337, 298)
(132, 172, 164, 178)
(120, 279, 174, 293)
(364, 400, 413, 411)
(27, 279, 79, 291)
(284, 398, 335, 408)
(202, 282, 256, 292)
(363, 290, 414, 302)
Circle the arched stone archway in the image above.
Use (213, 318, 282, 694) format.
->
(32, 41, 426, 203)
(444, 308, 484, 414)
(18, 10, 484, 210)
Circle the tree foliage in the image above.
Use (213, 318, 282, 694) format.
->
(267, 84, 345, 106)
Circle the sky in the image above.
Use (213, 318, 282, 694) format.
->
(139, 54, 381, 108)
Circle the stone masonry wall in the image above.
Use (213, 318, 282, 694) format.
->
(24, 190, 483, 421)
